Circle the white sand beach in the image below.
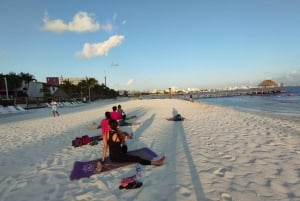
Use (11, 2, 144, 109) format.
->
(0, 98, 299, 201)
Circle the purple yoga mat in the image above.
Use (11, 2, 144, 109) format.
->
(69, 147, 158, 180)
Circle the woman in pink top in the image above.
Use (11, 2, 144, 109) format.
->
(110, 105, 121, 120)
(100, 111, 111, 162)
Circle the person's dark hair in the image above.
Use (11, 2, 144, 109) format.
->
(105, 111, 111, 119)
(112, 106, 117, 111)
(173, 114, 182, 121)
(118, 104, 121, 108)
(109, 119, 118, 130)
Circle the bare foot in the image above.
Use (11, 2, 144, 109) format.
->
(151, 156, 165, 166)
(95, 162, 102, 173)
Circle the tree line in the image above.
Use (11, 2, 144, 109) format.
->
(0, 72, 118, 104)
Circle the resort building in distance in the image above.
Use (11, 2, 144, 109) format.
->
(59, 76, 86, 85)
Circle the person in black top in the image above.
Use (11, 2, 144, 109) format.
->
(106, 119, 165, 166)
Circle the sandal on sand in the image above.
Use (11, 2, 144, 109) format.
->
(121, 175, 136, 183)
(89, 141, 98, 146)
(119, 181, 143, 190)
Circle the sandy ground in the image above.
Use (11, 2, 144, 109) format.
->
(0, 98, 299, 201)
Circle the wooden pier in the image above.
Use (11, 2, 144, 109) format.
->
(193, 87, 287, 99)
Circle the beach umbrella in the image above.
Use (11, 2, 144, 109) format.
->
(258, 80, 278, 87)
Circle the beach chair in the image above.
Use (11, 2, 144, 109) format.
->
(16, 105, 27, 112)
(71, 102, 79, 106)
(0, 105, 9, 114)
(8, 106, 19, 113)
(63, 102, 73, 107)
(58, 102, 64, 107)
(76, 101, 84, 105)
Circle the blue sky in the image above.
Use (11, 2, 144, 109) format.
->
(1, 0, 300, 91)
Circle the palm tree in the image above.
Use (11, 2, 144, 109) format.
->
(19, 72, 35, 107)
(85, 77, 98, 103)
(78, 77, 98, 103)
(19, 72, 35, 85)
(60, 79, 75, 97)
(6, 72, 23, 105)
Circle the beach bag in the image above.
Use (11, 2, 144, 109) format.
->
(90, 135, 102, 142)
(81, 135, 90, 145)
(73, 137, 82, 147)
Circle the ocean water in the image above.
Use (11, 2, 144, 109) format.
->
(196, 86, 300, 117)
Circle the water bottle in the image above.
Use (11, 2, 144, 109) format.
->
(135, 164, 142, 182)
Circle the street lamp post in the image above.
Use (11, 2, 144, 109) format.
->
(4, 77, 9, 100)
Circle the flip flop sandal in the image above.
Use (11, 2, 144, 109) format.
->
(119, 181, 142, 190)
(120, 178, 136, 187)
(89, 141, 98, 146)
(121, 175, 136, 183)
(126, 181, 142, 189)
(119, 184, 127, 189)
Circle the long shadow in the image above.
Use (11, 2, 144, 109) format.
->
(118, 107, 156, 150)
(171, 108, 208, 201)
(132, 114, 156, 139)
(119, 107, 146, 134)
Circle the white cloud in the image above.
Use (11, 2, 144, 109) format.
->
(122, 20, 127, 25)
(127, 79, 134, 86)
(76, 35, 125, 58)
(42, 11, 101, 33)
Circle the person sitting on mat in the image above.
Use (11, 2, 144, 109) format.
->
(110, 105, 122, 120)
(104, 119, 165, 166)
(111, 105, 140, 127)
(117, 104, 137, 121)
(167, 113, 184, 121)
(117, 104, 127, 120)
(98, 112, 133, 162)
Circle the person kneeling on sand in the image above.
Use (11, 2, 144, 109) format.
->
(100, 119, 165, 167)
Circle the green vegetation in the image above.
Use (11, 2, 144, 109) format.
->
(0, 72, 118, 106)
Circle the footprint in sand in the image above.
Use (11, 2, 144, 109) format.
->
(177, 186, 191, 197)
(214, 167, 227, 177)
(206, 141, 215, 151)
(223, 155, 236, 161)
(221, 192, 232, 201)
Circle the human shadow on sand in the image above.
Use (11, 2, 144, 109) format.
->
(167, 108, 208, 201)
(125, 112, 156, 151)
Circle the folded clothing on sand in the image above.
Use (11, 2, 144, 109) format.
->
(72, 135, 102, 147)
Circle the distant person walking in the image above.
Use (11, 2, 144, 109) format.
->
(51, 99, 60, 117)
(189, 94, 193, 102)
